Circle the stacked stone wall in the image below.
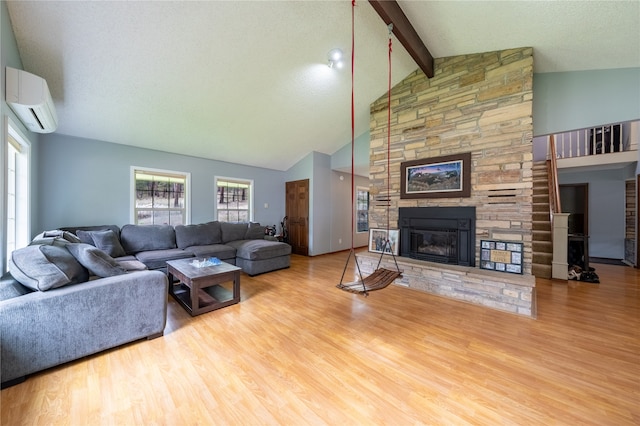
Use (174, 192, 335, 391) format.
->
(357, 253, 536, 317)
(369, 47, 534, 274)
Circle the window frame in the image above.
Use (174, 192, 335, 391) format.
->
(3, 118, 31, 272)
(356, 186, 369, 233)
(214, 176, 254, 223)
(130, 166, 191, 225)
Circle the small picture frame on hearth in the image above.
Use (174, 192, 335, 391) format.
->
(368, 228, 399, 255)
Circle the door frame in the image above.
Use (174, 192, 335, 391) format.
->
(559, 183, 589, 235)
(636, 174, 639, 268)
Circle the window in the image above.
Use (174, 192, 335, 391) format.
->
(215, 177, 253, 222)
(4, 124, 30, 271)
(132, 167, 190, 225)
(6, 140, 17, 260)
(356, 187, 369, 232)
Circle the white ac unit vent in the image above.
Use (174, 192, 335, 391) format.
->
(5, 66, 58, 133)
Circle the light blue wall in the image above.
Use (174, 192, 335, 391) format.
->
(558, 165, 636, 259)
(533, 68, 640, 136)
(286, 145, 370, 256)
(330, 131, 370, 176)
(284, 151, 337, 256)
(311, 151, 332, 256)
(0, 1, 37, 153)
(330, 130, 371, 251)
(283, 150, 333, 256)
(1, 0, 40, 270)
(285, 151, 313, 182)
(37, 134, 286, 233)
(330, 170, 369, 252)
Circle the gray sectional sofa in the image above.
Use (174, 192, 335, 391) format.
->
(1, 233, 168, 388)
(0, 221, 290, 388)
(66, 221, 291, 276)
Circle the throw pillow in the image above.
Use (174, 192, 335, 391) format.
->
(220, 222, 249, 243)
(66, 243, 127, 277)
(245, 222, 265, 240)
(8, 243, 90, 291)
(77, 229, 127, 258)
(75, 230, 95, 245)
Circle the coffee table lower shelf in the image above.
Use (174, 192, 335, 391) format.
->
(170, 283, 238, 315)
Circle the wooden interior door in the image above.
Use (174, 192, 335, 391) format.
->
(286, 179, 309, 256)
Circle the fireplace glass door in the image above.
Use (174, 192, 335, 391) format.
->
(410, 228, 458, 264)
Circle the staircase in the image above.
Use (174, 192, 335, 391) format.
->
(532, 160, 553, 278)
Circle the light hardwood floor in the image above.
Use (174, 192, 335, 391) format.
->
(1, 252, 639, 425)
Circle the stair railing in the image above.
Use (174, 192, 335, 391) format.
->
(548, 134, 562, 215)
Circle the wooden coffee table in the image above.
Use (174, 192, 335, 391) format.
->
(167, 258, 241, 316)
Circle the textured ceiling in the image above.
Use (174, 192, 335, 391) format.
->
(6, 1, 640, 172)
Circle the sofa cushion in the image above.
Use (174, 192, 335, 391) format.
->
(8, 243, 89, 291)
(77, 229, 127, 258)
(108, 255, 148, 271)
(134, 249, 194, 270)
(220, 222, 249, 243)
(245, 222, 265, 240)
(227, 239, 292, 261)
(182, 244, 236, 260)
(62, 224, 121, 239)
(116, 259, 148, 271)
(66, 243, 127, 277)
(0, 272, 32, 302)
(235, 256, 290, 276)
(175, 221, 222, 249)
(120, 224, 177, 254)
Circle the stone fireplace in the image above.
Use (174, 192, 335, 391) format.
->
(359, 46, 537, 317)
(399, 207, 475, 267)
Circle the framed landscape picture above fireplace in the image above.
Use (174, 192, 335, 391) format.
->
(368, 228, 400, 255)
(400, 152, 471, 199)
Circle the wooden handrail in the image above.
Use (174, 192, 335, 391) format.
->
(548, 134, 562, 214)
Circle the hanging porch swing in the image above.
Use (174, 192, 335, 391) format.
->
(336, 1, 401, 296)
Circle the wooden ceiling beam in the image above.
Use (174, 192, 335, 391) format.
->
(368, 0, 434, 78)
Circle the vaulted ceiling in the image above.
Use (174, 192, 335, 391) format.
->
(6, 1, 639, 171)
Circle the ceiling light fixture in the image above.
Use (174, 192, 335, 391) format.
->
(327, 48, 344, 69)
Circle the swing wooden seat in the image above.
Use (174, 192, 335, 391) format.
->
(336, 267, 402, 294)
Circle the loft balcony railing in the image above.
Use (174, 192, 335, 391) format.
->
(547, 122, 638, 161)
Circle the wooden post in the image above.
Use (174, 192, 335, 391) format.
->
(552, 213, 570, 280)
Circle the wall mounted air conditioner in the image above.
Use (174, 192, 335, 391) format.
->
(5, 66, 58, 133)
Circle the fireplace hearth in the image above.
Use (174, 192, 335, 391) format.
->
(399, 207, 475, 266)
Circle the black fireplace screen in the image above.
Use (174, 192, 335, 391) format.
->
(399, 206, 475, 267)
(410, 228, 458, 263)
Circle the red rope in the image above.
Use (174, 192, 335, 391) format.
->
(350, 0, 355, 250)
(386, 33, 392, 233)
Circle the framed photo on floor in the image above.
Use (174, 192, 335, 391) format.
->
(480, 239, 523, 274)
(368, 228, 400, 255)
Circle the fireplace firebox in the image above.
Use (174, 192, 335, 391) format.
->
(399, 207, 475, 266)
